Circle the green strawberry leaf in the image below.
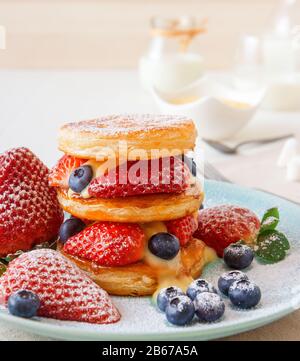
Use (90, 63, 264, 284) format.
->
(255, 229, 290, 263)
(0, 240, 57, 267)
(3, 250, 24, 263)
(0, 262, 6, 276)
(260, 207, 280, 233)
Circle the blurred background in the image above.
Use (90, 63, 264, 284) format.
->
(0, 0, 300, 203)
(0, 0, 293, 69)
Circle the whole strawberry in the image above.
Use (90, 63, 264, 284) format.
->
(64, 221, 145, 267)
(194, 205, 260, 257)
(166, 215, 198, 246)
(0, 147, 64, 256)
(0, 249, 120, 324)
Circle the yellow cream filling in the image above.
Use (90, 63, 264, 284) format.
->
(68, 158, 120, 199)
(140, 221, 217, 298)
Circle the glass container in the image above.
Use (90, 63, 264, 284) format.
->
(139, 16, 207, 93)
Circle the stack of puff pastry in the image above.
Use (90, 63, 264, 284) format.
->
(49, 114, 216, 296)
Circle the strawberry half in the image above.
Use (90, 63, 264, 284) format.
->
(194, 205, 260, 257)
(64, 222, 145, 267)
(166, 215, 198, 246)
(0, 147, 64, 256)
(49, 155, 86, 189)
(88, 157, 190, 198)
(0, 249, 120, 324)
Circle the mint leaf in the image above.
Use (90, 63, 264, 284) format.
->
(261, 207, 279, 223)
(255, 229, 290, 263)
(260, 207, 279, 233)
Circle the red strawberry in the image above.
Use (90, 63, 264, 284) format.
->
(88, 157, 189, 198)
(194, 205, 260, 257)
(64, 222, 145, 267)
(49, 155, 86, 189)
(166, 215, 198, 246)
(0, 249, 120, 324)
(0, 147, 64, 256)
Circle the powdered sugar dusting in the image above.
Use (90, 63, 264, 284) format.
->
(230, 279, 256, 292)
(195, 204, 261, 256)
(64, 222, 145, 266)
(88, 157, 189, 198)
(49, 155, 86, 189)
(170, 295, 193, 312)
(220, 270, 248, 282)
(0, 181, 300, 340)
(189, 279, 216, 294)
(262, 216, 277, 226)
(61, 114, 194, 137)
(0, 249, 120, 324)
(166, 215, 198, 246)
(194, 292, 225, 314)
(0, 147, 63, 256)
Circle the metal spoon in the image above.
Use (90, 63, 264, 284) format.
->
(204, 134, 294, 154)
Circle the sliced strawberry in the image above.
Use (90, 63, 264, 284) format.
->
(0, 249, 120, 324)
(0, 147, 64, 256)
(166, 215, 198, 246)
(49, 155, 86, 189)
(64, 222, 145, 267)
(88, 157, 190, 198)
(194, 205, 260, 257)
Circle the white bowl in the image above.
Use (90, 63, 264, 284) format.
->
(151, 76, 264, 140)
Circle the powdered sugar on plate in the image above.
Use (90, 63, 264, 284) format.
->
(0, 180, 300, 340)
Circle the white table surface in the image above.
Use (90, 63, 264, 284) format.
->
(0, 69, 300, 341)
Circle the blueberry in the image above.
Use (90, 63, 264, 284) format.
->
(194, 292, 225, 322)
(223, 243, 254, 270)
(8, 290, 40, 318)
(182, 156, 197, 177)
(218, 270, 249, 296)
(148, 233, 180, 260)
(199, 203, 204, 210)
(228, 280, 261, 309)
(186, 279, 218, 301)
(165, 295, 195, 326)
(157, 286, 184, 312)
(59, 217, 86, 243)
(69, 165, 93, 193)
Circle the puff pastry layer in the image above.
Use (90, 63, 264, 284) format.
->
(60, 238, 208, 296)
(58, 180, 203, 223)
(58, 114, 197, 161)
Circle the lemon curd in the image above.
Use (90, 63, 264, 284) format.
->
(141, 221, 217, 299)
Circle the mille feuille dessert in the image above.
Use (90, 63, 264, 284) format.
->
(49, 114, 217, 296)
(0, 116, 270, 327)
(0, 129, 280, 326)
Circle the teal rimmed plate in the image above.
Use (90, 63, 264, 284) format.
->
(0, 180, 300, 340)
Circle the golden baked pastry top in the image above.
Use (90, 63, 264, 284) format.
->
(60, 114, 195, 138)
(58, 114, 197, 160)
